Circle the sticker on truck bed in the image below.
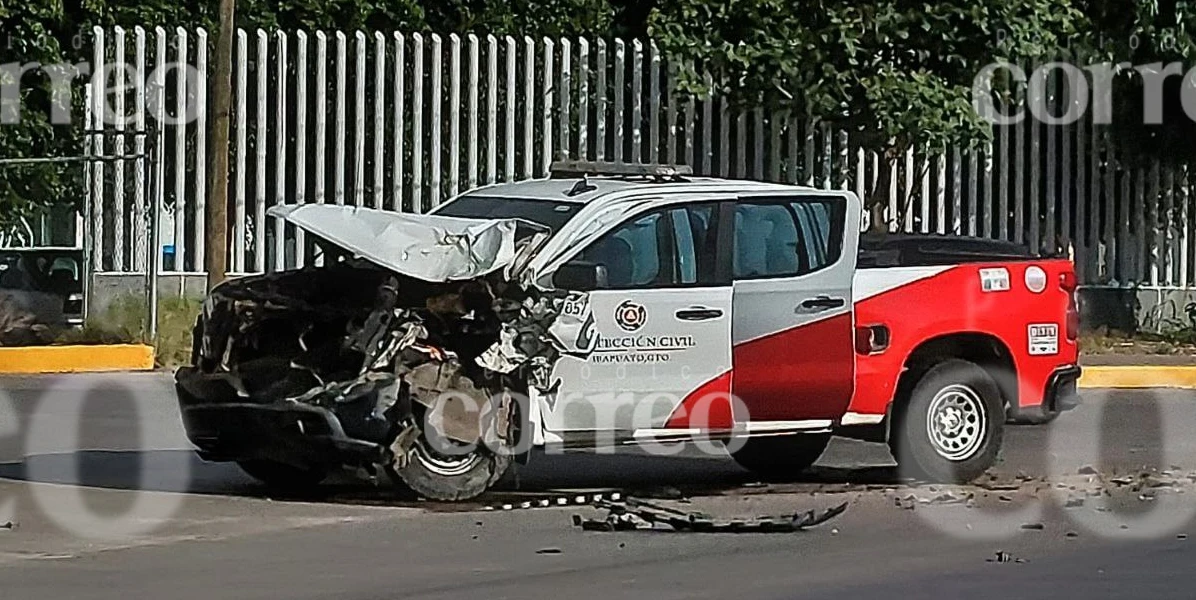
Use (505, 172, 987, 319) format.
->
(1028, 323, 1059, 355)
(979, 268, 1010, 292)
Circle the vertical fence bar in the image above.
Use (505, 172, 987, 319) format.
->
(1046, 121, 1058, 255)
(967, 147, 978, 236)
(334, 32, 347, 206)
(153, 27, 167, 272)
(803, 121, 815, 187)
(1182, 164, 1190, 288)
(467, 34, 479, 187)
(919, 151, 930, 232)
(700, 75, 711, 173)
(982, 141, 994, 238)
(294, 30, 308, 267)
(505, 36, 516, 180)
(524, 37, 535, 177)
(273, 31, 289, 271)
(1090, 122, 1103, 282)
(133, 27, 147, 271)
(614, 39, 625, 163)
(951, 147, 962, 234)
(254, 29, 268, 272)
(665, 55, 676, 164)
(91, 27, 105, 270)
(736, 112, 747, 178)
(233, 29, 248, 272)
(1103, 130, 1116, 281)
(631, 40, 642, 164)
(1118, 159, 1132, 282)
(936, 153, 947, 234)
(718, 99, 729, 177)
(393, 33, 406, 209)
(373, 32, 386, 208)
(486, 35, 498, 182)
(648, 41, 659, 164)
(430, 34, 443, 206)
(684, 80, 697, 170)
(560, 38, 571, 162)
(596, 40, 607, 163)
(770, 112, 783, 183)
(354, 32, 367, 208)
(411, 34, 424, 211)
(786, 114, 798, 184)
(174, 27, 189, 270)
(1162, 165, 1173, 285)
(578, 39, 589, 162)
(314, 32, 328, 207)
(113, 27, 127, 271)
(1075, 116, 1087, 283)
(1136, 166, 1148, 284)
(753, 109, 764, 180)
(1061, 119, 1072, 258)
(1001, 120, 1012, 242)
(904, 148, 915, 232)
(448, 34, 461, 198)
(194, 28, 208, 271)
(542, 38, 554, 175)
(1029, 111, 1042, 250)
(1148, 162, 1159, 286)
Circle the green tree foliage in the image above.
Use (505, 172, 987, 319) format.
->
(650, 0, 1085, 228)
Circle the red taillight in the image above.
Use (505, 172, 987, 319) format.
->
(1061, 269, 1079, 341)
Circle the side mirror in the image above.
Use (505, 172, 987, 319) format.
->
(553, 260, 608, 291)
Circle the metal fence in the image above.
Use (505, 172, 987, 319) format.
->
(84, 26, 1196, 288)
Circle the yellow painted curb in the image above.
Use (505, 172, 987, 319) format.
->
(1079, 366, 1196, 389)
(0, 345, 155, 374)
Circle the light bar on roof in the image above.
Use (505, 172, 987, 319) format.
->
(549, 160, 693, 179)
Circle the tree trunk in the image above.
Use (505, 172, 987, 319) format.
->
(866, 155, 894, 232)
(206, 0, 236, 291)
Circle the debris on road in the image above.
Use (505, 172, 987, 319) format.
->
(1020, 522, 1045, 531)
(988, 551, 1027, 564)
(535, 547, 562, 555)
(571, 497, 848, 533)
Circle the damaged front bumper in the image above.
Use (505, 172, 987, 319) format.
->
(176, 367, 387, 471)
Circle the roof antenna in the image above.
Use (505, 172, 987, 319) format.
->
(566, 173, 597, 197)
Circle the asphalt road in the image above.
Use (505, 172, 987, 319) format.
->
(1, 373, 1195, 599)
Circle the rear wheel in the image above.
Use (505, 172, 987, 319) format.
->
(730, 433, 831, 480)
(237, 460, 326, 492)
(889, 359, 1003, 483)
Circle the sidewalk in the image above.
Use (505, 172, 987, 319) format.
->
(1080, 353, 1196, 388)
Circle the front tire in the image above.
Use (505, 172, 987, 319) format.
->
(388, 437, 511, 501)
(889, 360, 1003, 483)
(730, 433, 831, 480)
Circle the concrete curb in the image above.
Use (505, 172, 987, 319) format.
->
(1079, 366, 1196, 389)
(0, 345, 155, 374)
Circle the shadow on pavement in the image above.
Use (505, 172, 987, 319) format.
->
(0, 446, 907, 508)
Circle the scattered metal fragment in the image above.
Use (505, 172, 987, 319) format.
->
(1020, 523, 1045, 531)
(1077, 465, 1099, 475)
(987, 551, 1026, 564)
(1066, 531, 1079, 538)
(1179, 534, 1188, 540)
(536, 547, 562, 555)
(572, 497, 848, 534)
(1065, 497, 1085, 508)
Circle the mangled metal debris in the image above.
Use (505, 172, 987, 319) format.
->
(176, 205, 589, 501)
(571, 497, 848, 533)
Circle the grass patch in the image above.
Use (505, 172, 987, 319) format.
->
(55, 294, 202, 367)
(1080, 328, 1196, 355)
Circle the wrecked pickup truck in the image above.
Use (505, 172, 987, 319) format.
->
(177, 161, 1080, 501)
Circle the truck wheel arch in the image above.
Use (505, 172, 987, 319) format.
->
(887, 332, 1017, 442)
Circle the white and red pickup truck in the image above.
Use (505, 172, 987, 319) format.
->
(176, 162, 1080, 500)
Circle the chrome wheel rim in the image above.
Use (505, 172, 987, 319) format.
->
(925, 384, 987, 461)
(413, 439, 483, 477)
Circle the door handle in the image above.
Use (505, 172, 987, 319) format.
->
(675, 307, 724, 321)
(797, 296, 846, 312)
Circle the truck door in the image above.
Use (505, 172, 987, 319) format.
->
(730, 192, 861, 425)
(542, 200, 735, 436)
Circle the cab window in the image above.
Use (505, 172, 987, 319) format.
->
(733, 197, 843, 279)
(572, 203, 721, 290)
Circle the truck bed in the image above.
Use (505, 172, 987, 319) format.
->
(858, 233, 1046, 268)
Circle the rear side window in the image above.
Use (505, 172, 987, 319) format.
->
(733, 197, 843, 279)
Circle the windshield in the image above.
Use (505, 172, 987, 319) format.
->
(434, 195, 582, 234)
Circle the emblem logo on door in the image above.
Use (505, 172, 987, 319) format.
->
(614, 300, 647, 332)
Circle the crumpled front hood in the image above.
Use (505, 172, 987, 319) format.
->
(268, 204, 522, 282)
